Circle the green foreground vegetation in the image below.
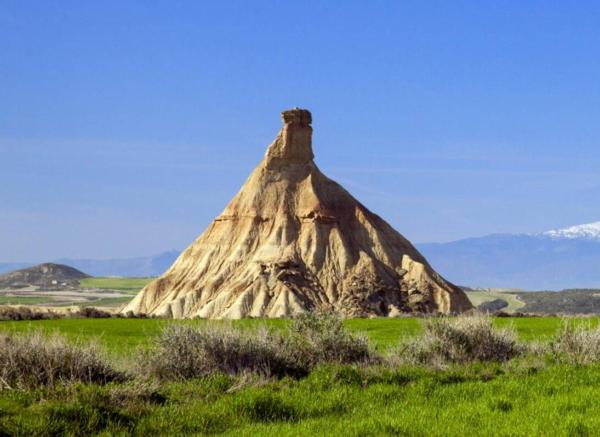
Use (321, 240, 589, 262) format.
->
(0, 316, 581, 355)
(2, 364, 599, 436)
(2, 316, 600, 436)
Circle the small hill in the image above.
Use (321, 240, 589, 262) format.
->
(477, 298, 509, 313)
(517, 289, 600, 314)
(0, 263, 90, 290)
(466, 288, 600, 315)
(465, 290, 525, 313)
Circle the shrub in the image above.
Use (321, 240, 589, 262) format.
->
(0, 306, 61, 321)
(140, 313, 375, 381)
(391, 315, 524, 366)
(139, 324, 304, 380)
(73, 307, 113, 319)
(286, 312, 374, 367)
(550, 319, 600, 365)
(0, 305, 151, 321)
(0, 332, 125, 389)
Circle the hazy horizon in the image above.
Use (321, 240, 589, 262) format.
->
(3, 2, 600, 261)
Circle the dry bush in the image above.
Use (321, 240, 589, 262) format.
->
(72, 307, 113, 319)
(140, 313, 375, 381)
(139, 324, 304, 380)
(0, 331, 125, 390)
(0, 306, 152, 322)
(0, 306, 61, 321)
(390, 315, 524, 366)
(551, 319, 600, 365)
(286, 312, 374, 367)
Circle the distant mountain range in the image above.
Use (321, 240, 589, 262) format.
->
(0, 250, 180, 277)
(2, 221, 600, 290)
(417, 221, 600, 290)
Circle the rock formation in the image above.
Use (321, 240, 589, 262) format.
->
(123, 108, 472, 318)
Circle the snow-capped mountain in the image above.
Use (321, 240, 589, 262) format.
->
(540, 222, 600, 241)
(417, 221, 600, 290)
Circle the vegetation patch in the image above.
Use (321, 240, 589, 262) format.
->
(518, 289, 600, 314)
(550, 319, 600, 364)
(3, 315, 600, 434)
(140, 313, 375, 380)
(79, 277, 154, 294)
(0, 331, 124, 389)
(0, 296, 55, 306)
(391, 315, 524, 366)
(139, 324, 303, 380)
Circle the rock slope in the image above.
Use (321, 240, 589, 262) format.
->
(123, 109, 472, 318)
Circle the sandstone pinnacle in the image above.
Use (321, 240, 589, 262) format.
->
(123, 109, 472, 318)
(265, 108, 314, 168)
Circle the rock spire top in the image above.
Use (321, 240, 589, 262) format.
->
(265, 108, 313, 166)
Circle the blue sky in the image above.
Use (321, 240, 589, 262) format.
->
(2, 1, 600, 261)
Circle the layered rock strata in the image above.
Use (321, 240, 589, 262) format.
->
(123, 109, 472, 318)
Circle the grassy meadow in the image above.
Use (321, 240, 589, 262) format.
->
(0, 316, 579, 355)
(2, 315, 600, 436)
(0, 296, 55, 306)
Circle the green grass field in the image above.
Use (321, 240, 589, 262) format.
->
(79, 277, 154, 295)
(0, 296, 55, 305)
(2, 316, 600, 436)
(3, 363, 600, 436)
(0, 317, 591, 356)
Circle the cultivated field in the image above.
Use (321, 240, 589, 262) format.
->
(2, 315, 600, 436)
(465, 290, 525, 312)
(0, 277, 153, 309)
(79, 277, 154, 294)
